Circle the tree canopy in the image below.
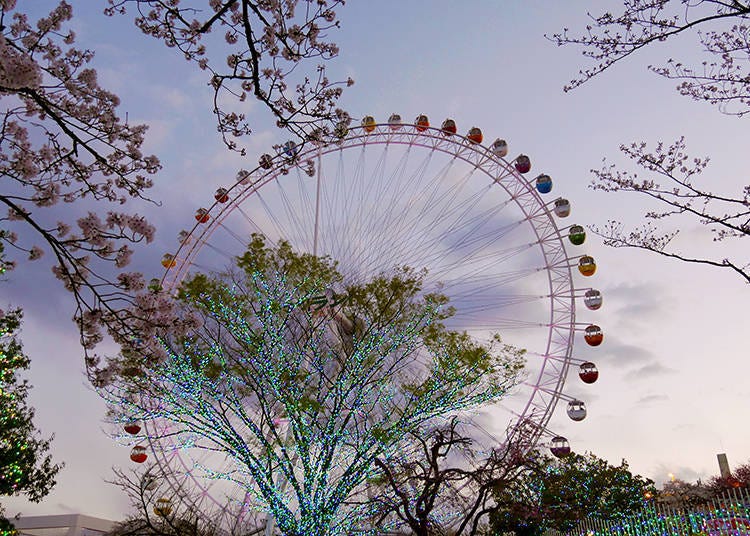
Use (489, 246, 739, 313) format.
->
(0, 307, 63, 531)
(491, 452, 656, 536)
(106, 0, 353, 145)
(101, 235, 524, 536)
(0, 0, 352, 384)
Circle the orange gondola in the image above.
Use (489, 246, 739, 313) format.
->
(467, 127, 483, 144)
(214, 188, 229, 203)
(441, 118, 457, 135)
(361, 115, 376, 133)
(579, 362, 599, 384)
(584, 325, 604, 346)
(195, 208, 210, 224)
(130, 445, 147, 463)
(578, 255, 596, 276)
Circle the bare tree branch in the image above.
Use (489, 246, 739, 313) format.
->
(589, 138, 749, 283)
(548, 0, 750, 115)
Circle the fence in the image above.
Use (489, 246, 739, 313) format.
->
(546, 487, 750, 536)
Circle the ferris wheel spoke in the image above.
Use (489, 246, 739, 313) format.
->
(252, 189, 294, 247)
(339, 146, 438, 277)
(427, 182, 495, 242)
(218, 220, 257, 250)
(427, 241, 537, 285)
(287, 166, 318, 251)
(319, 149, 359, 271)
(452, 293, 542, 311)
(312, 153, 338, 259)
(155, 124, 583, 526)
(460, 205, 532, 248)
(358, 144, 409, 227)
(390, 191, 525, 281)
(333, 146, 397, 274)
(324, 148, 363, 262)
(341, 145, 391, 262)
(350, 152, 458, 271)
(443, 267, 542, 297)
(233, 205, 266, 238)
(433, 196, 519, 254)
(369, 145, 431, 226)
(392, 164, 478, 248)
(186, 241, 232, 276)
(271, 176, 314, 251)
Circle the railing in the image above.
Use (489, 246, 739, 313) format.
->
(544, 488, 750, 536)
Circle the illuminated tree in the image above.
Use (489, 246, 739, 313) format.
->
(490, 452, 655, 536)
(101, 235, 523, 536)
(0, 307, 63, 532)
(549, 1, 750, 283)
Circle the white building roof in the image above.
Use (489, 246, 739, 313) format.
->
(13, 514, 116, 536)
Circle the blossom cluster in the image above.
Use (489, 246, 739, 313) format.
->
(105, 0, 351, 147)
(0, 1, 163, 378)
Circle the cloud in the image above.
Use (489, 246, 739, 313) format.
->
(157, 87, 191, 110)
(131, 118, 174, 153)
(624, 363, 676, 381)
(596, 335, 655, 369)
(636, 393, 669, 405)
(564, 384, 601, 404)
(607, 280, 672, 319)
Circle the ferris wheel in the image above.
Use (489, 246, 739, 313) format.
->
(121, 114, 604, 526)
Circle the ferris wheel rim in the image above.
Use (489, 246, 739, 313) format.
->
(164, 122, 576, 435)
(149, 120, 581, 521)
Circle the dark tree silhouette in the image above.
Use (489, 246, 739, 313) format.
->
(107, 466, 264, 536)
(491, 452, 655, 535)
(0, 307, 63, 531)
(368, 418, 532, 536)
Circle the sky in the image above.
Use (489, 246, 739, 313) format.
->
(3, 0, 749, 523)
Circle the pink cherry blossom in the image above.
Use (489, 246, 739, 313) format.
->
(1, 1, 161, 381)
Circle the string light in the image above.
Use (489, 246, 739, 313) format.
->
(101, 252, 521, 534)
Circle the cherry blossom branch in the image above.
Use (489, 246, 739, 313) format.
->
(0, 1, 168, 382)
(548, 0, 750, 115)
(106, 0, 352, 150)
(589, 138, 749, 283)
